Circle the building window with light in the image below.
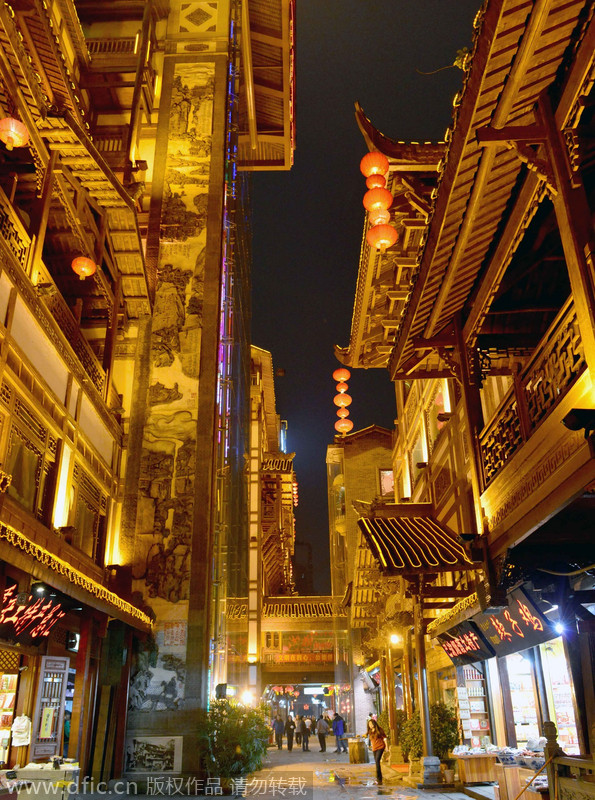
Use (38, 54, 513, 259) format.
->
(378, 469, 394, 498)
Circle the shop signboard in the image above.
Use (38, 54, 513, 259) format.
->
(0, 585, 66, 644)
(437, 621, 496, 665)
(472, 587, 553, 657)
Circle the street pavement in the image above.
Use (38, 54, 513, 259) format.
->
(244, 743, 473, 800)
(68, 744, 476, 798)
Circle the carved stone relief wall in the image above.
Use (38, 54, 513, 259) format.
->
(129, 61, 215, 713)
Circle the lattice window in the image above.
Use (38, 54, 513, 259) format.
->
(14, 398, 47, 444)
(481, 395, 522, 484)
(0, 383, 11, 407)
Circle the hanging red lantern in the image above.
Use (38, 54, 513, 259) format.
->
(363, 187, 393, 212)
(366, 174, 386, 190)
(360, 151, 389, 178)
(367, 224, 398, 253)
(332, 368, 350, 382)
(0, 117, 29, 151)
(368, 207, 391, 227)
(337, 408, 349, 419)
(335, 419, 354, 434)
(333, 393, 352, 408)
(71, 255, 97, 280)
(335, 381, 348, 393)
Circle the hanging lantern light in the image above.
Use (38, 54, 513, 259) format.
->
(360, 151, 389, 178)
(363, 187, 393, 212)
(0, 117, 29, 151)
(368, 207, 391, 227)
(366, 174, 386, 190)
(71, 255, 97, 280)
(367, 224, 398, 253)
(335, 419, 354, 434)
(333, 393, 352, 408)
(337, 408, 350, 419)
(335, 381, 348, 393)
(332, 367, 350, 382)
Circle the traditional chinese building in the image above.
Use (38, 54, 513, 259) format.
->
(337, 0, 595, 782)
(0, 0, 294, 784)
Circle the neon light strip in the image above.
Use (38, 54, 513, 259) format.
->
(0, 522, 153, 628)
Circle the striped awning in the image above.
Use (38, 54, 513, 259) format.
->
(358, 515, 474, 575)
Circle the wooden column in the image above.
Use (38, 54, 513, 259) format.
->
(538, 93, 595, 377)
(386, 642, 398, 742)
(124, 0, 153, 184)
(103, 276, 122, 404)
(414, 600, 433, 758)
(69, 615, 92, 763)
(379, 653, 389, 715)
(26, 150, 57, 282)
(403, 628, 414, 717)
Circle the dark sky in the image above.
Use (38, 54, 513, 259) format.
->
(251, 1, 481, 594)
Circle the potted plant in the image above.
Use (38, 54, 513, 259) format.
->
(398, 703, 459, 779)
(430, 702, 459, 782)
(198, 699, 270, 791)
(399, 712, 423, 776)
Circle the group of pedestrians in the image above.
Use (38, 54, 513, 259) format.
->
(271, 712, 348, 753)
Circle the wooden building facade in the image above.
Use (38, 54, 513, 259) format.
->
(337, 0, 595, 776)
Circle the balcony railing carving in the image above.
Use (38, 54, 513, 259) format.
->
(480, 299, 586, 485)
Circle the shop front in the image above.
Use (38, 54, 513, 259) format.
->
(436, 584, 580, 754)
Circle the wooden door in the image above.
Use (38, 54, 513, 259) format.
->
(30, 656, 69, 760)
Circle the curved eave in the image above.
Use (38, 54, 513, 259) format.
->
(355, 101, 446, 169)
(390, 0, 590, 376)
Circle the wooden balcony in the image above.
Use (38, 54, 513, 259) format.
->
(479, 297, 595, 556)
(0, 185, 122, 423)
(479, 297, 586, 487)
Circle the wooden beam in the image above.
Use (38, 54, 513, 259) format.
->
(476, 124, 545, 144)
(538, 93, 595, 377)
(419, 586, 471, 598)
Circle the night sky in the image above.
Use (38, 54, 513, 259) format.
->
(251, 2, 481, 594)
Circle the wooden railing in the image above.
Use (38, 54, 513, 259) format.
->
(87, 37, 136, 58)
(479, 298, 586, 485)
(0, 186, 113, 404)
(544, 721, 594, 800)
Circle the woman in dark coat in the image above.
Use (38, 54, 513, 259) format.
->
(285, 715, 296, 751)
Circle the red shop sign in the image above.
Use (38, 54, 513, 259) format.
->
(0, 585, 66, 643)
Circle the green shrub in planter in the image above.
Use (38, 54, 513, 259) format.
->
(400, 713, 423, 761)
(198, 699, 270, 778)
(430, 702, 459, 762)
(398, 703, 459, 762)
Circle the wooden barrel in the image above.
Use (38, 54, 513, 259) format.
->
(348, 738, 369, 763)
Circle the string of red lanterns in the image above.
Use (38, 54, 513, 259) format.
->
(333, 367, 353, 434)
(360, 151, 398, 253)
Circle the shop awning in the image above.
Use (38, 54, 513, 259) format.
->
(357, 510, 474, 576)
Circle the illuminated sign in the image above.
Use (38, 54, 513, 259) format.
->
(437, 621, 495, 665)
(0, 585, 66, 643)
(473, 588, 552, 657)
(439, 587, 553, 663)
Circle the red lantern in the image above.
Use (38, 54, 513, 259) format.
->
(367, 224, 398, 253)
(71, 255, 97, 280)
(366, 174, 386, 190)
(333, 393, 352, 408)
(333, 368, 350, 382)
(363, 187, 393, 212)
(337, 408, 349, 419)
(360, 151, 389, 178)
(336, 419, 353, 434)
(368, 207, 390, 227)
(335, 381, 348, 393)
(0, 117, 29, 150)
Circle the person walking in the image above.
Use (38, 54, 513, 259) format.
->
(366, 718, 388, 786)
(332, 712, 348, 753)
(316, 715, 329, 752)
(295, 715, 302, 747)
(297, 715, 310, 751)
(285, 715, 296, 752)
(272, 715, 285, 750)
